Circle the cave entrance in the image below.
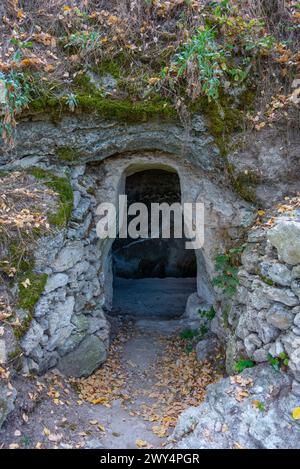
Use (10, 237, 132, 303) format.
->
(111, 168, 197, 319)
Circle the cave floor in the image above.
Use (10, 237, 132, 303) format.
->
(0, 320, 222, 449)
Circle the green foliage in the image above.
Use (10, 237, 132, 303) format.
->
(17, 272, 48, 314)
(199, 306, 216, 321)
(268, 352, 289, 372)
(30, 169, 73, 227)
(213, 246, 245, 297)
(66, 92, 78, 112)
(180, 328, 199, 340)
(171, 27, 227, 102)
(0, 71, 32, 143)
(56, 146, 79, 162)
(162, 1, 275, 108)
(65, 30, 102, 56)
(255, 400, 265, 412)
(234, 359, 255, 373)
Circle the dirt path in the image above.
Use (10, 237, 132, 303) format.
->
(0, 320, 222, 449)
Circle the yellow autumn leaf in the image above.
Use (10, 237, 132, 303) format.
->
(292, 407, 300, 420)
(257, 210, 265, 217)
(43, 427, 50, 436)
(136, 439, 147, 448)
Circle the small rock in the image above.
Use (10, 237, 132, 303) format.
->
(21, 320, 45, 355)
(291, 380, 300, 397)
(244, 333, 262, 356)
(291, 280, 300, 301)
(45, 273, 69, 293)
(292, 265, 300, 280)
(266, 303, 294, 330)
(52, 243, 84, 272)
(196, 336, 219, 362)
(260, 261, 292, 287)
(294, 313, 300, 328)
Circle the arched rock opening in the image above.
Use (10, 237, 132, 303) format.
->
(110, 168, 197, 319)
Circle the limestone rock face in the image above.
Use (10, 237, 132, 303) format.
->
(170, 365, 300, 449)
(268, 221, 300, 265)
(57, 335, 107, 377)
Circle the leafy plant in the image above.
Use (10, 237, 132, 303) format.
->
(213, 246, 244, 297)
(0, 71, 32, 144)
(66, 92, 78, 112)
(268, 352, 289, 372)
(180, 328, 199, 340)
(234, 359, 255, 373)
(170, 27, 227, 102)
(199, 306, 216, 321)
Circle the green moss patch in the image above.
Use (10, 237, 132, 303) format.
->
(30, 168, 73, 227)
(29, 93, 176, 123)
(56, 146, 80, 162)
(17, 272, 48, 314)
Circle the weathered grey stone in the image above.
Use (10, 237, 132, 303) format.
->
(244, 333, 262, 356)
(73, 190, 81, 209)
(196, 336, 219, 362)
(264, 284, 299, 307)
(71, 165, 85, 179)
(45, 273, 69, 293)
(268, 220, 300, 265)
(289, 349, 300, 378)
(52, 243, 84, 272)
(294, 313, 300, 328)
(266, 303, 294, 330)
(269, 340, 285, 358)
(71, 314, 89, 331)
(292, 265, 300, 280)
(260, 261, 292, 286)
(170, 365, 300, 449)
(58, 331, 86, 355)
(0, 381, 17, 429)
(34, 232, 65, 271)
(291, 380, 300, 397)
(57, 335, 107, 377)
(252, 346, 270, 362)
(48, 296, 75, 335)
(71, 197, 91, 222)
(281, 332, 300, 356)
(241, 245, 260, 274)
(21, 320, 45, 355)
(184, 293, 209, 322)
(291, 280, 300, 300)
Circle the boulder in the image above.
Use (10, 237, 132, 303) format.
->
(268, 220, 300, 265)
(170, 365, 300, 449)
(57, 335, 107, 377)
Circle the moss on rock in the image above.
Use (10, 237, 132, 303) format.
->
(56, 146, 80, 162)
(30, 168, 73, 227)
(17, 272, 48, 314)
